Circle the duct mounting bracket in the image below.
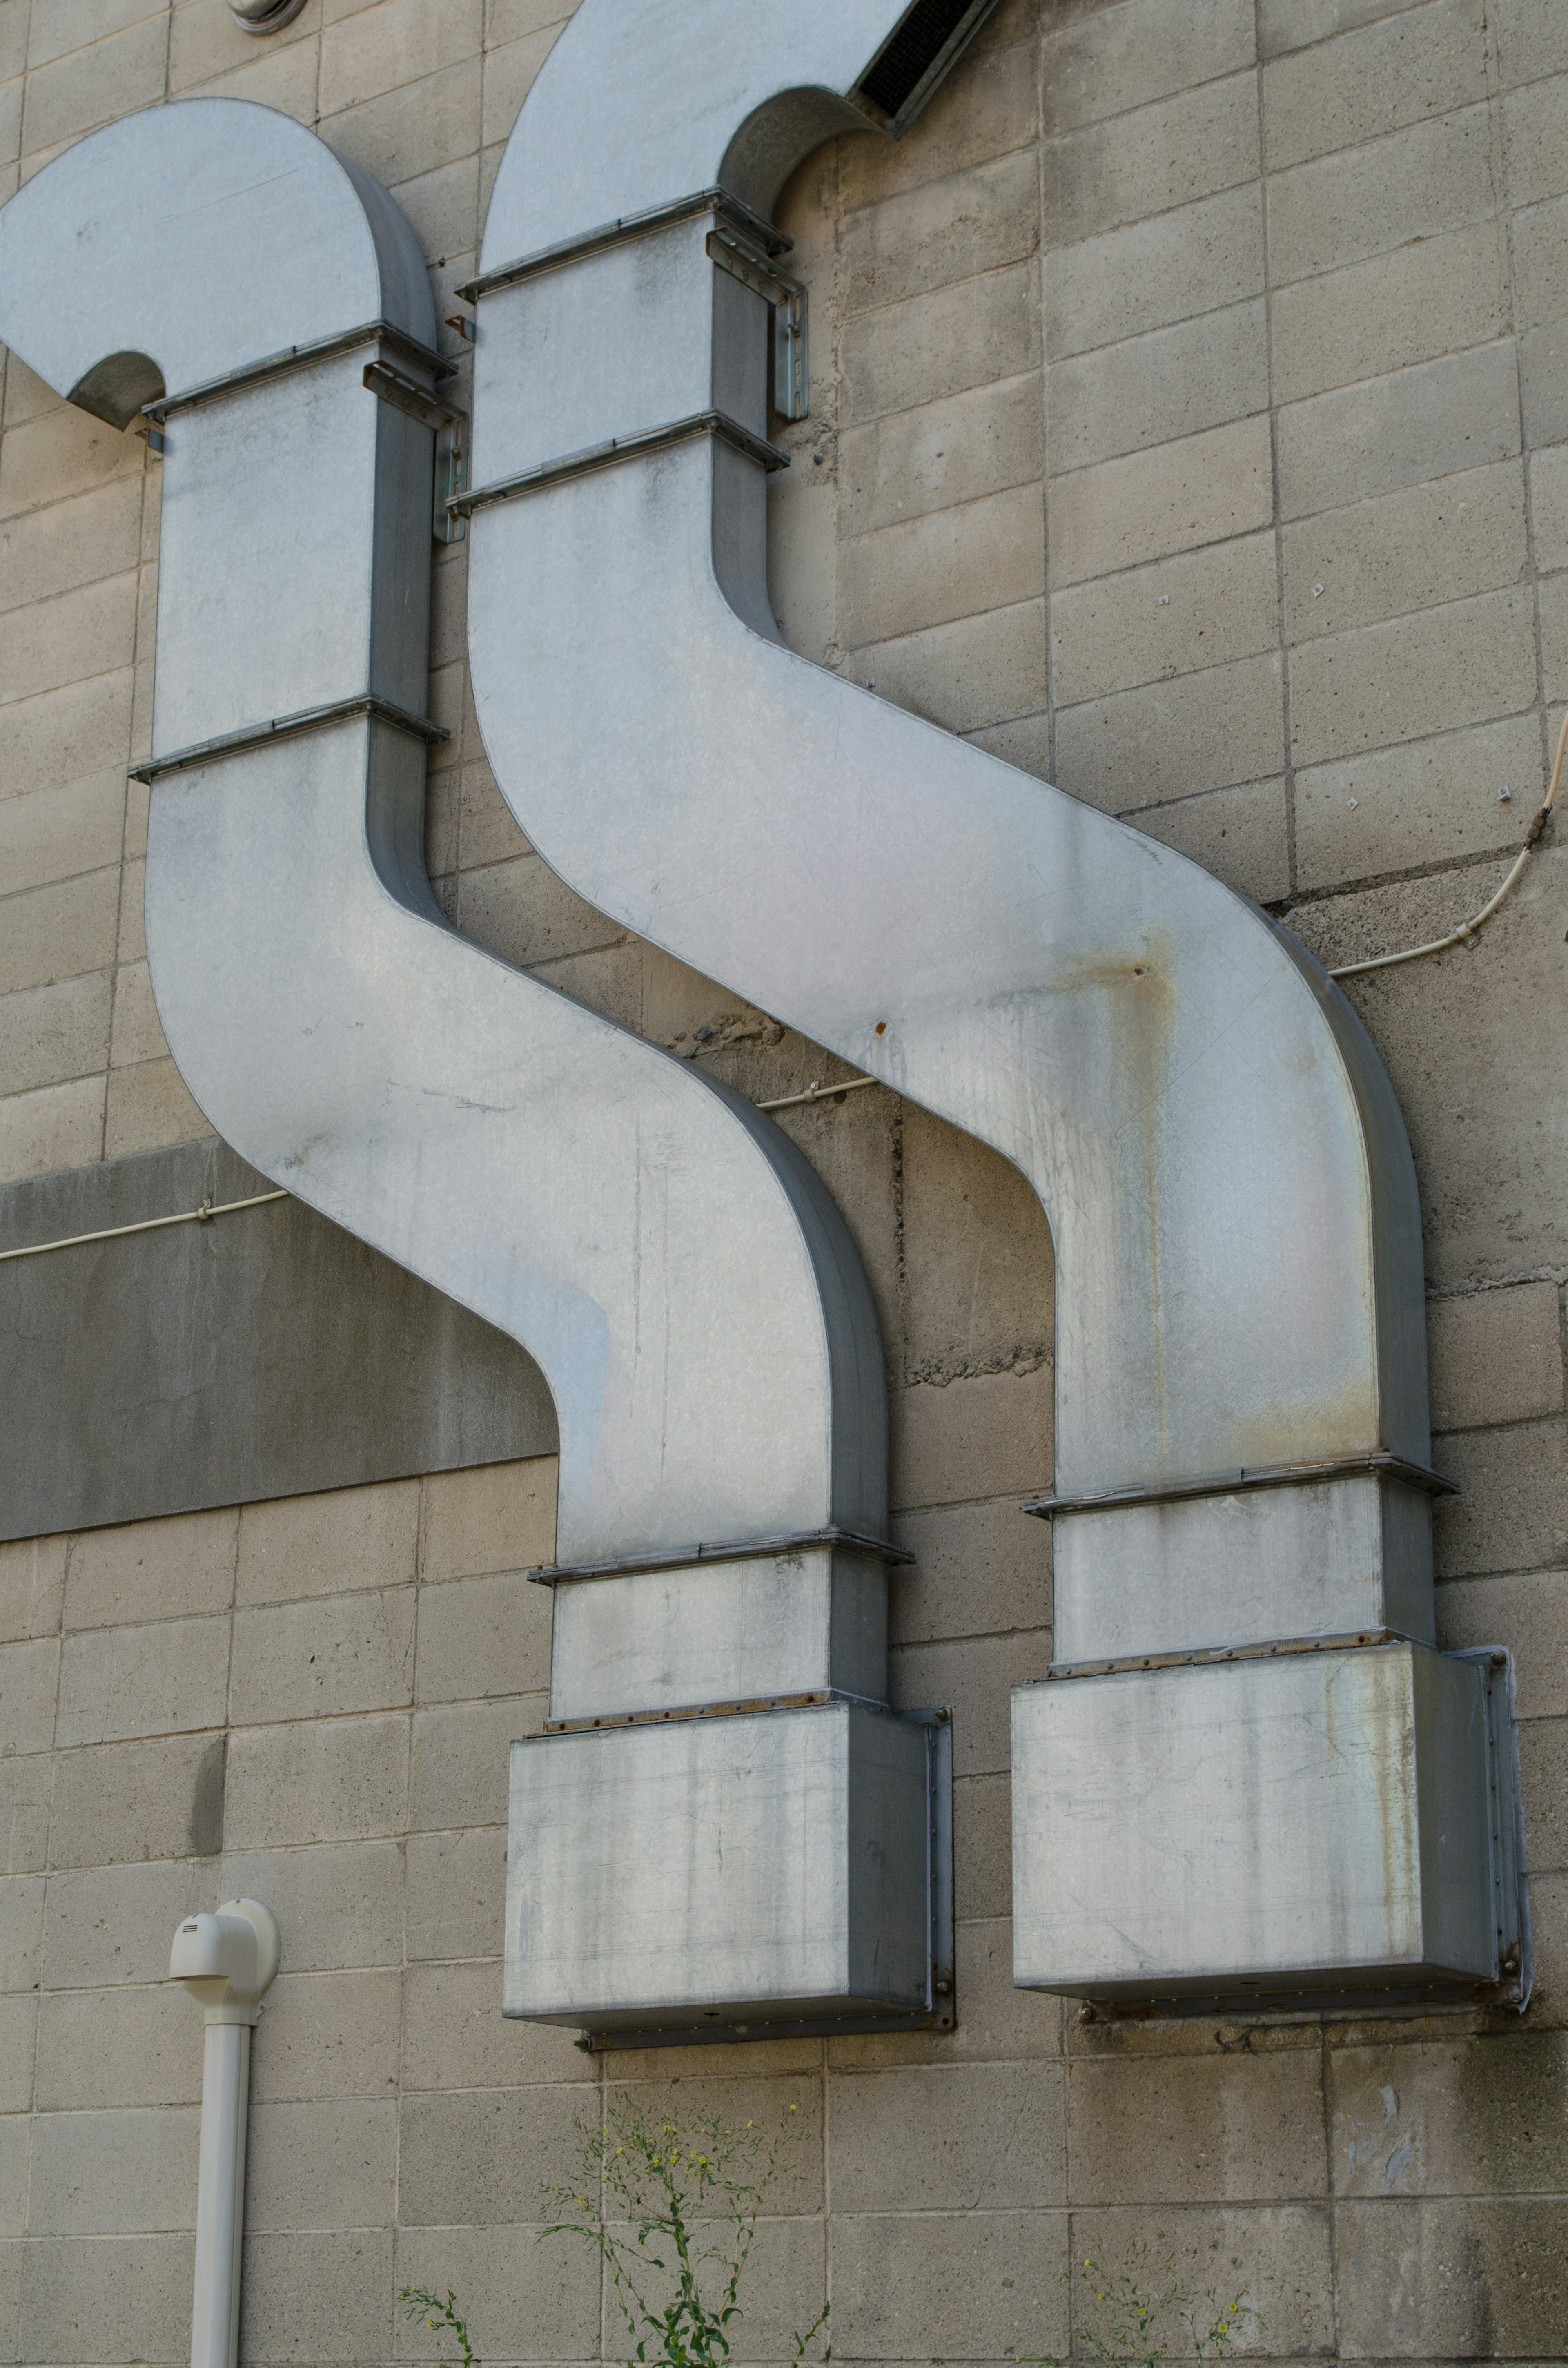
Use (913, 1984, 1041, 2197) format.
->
(706, 226, 808, 422)
(361, 358, 469, 542)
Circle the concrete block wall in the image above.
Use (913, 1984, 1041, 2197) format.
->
(3, 0, 1568, 2358)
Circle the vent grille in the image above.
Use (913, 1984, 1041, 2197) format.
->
(855, 0, 997, 132)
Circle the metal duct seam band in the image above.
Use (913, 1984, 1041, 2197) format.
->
(528, 1523, 916, 1586)
(145, 315, 452, 421)
(453, 408, 788, 520)
(456, 183, 790, 303)
(129, 696, 449, 783)
(1023, 1449, 1459, 1520)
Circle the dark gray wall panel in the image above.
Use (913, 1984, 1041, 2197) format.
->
(0, 1139, 558, 1541)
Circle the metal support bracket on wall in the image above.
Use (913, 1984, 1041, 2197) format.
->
(706, 225, 808, 420)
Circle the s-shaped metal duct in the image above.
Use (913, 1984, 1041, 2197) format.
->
(465, 0, 1528, 2013)
(0, 99, 950, 2044)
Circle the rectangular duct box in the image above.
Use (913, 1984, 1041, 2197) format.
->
(1012, 1641, 1526, 2013)
(505, 1699, 951, 2041)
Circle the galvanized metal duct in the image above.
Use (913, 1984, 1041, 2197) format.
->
(467, 0, 1526, 2011)
(0, 102, 951, 2039)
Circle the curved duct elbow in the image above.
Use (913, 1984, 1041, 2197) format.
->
(0, 98, 949, 2042)
(466, 2, 1528, 2012)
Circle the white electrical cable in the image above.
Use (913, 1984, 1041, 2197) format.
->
(0, 1188, 289, 1264)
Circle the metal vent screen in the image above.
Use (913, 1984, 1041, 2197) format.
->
(855, 0, 1002, 136)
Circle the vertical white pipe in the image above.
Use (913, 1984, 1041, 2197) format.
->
(170, 1901, 279, 2368)
(190, 2020, 251, 2368)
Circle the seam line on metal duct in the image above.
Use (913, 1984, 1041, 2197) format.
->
(528, 1523, 915, 1586)
(1042, 1628, 1411, 1681)
(457, 185, 789, 303)
(144, 315, 452, 420)
(1024, 1450, 1458, 1518)
(129, 696, 448, 783)
(454, 409, 788, 518)
(543, 1683, 903, 1732)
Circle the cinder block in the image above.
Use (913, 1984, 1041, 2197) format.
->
(0, 1873, 43, 1992)
(0, 1535, 64, 1644)
(1428, 1278, 1564, 1429)
(1497, 0, 1568, 85)
(889, 1496, 1052, 1647)
(1294, 714, 1541, 889)
(486, 0, 574, 45)
(831, 1913, 1062, 2069)
(1269, 104, 1491, 288)
(1262, 0, 1445, 58)
(526, 939, 642, 1031)
(0, 570, 137, 707)
(0, 972, 111, 1097)
(235, 1479, 419, 1608)
(454, 757, 530, 870)
(0, 6, 22, 76)
(246, 2098, 397, 2233)
(448, 851, 623, 972)
(404, 1824, 504, 1961)
(1512, 190, 1568, 333)
(1069, 2047, 1328, 2203)
(831, 2058, 1064, 2210)
(1046, 299, 1268, 477)
(102, 1054, 212, 1159)
(0, 869, 118, 999)
(1530, 442, 1568, 575)
(1521, 1716, 1568, 1871)
(841, 151, 1038, 318)
(249, 1968, 402, 2103)
(841, 483, 1045, 650)
(40, 1857, 216, 1989)
(0, 772, 125, 902)
(841, 262, 1041, 425)
(0, 476, 143, 614)
(1055, 649, 1285, 809)
(480, 26, 561, 147)
(1046, 72, 1260, 249)
(1288, 586, 1536, 767)
(219, 1840, 404, 1972)
(1438, 1569, 1568, 1717)
(318, 0, 479, 116)
(400, 1956, 590, 2091)
(56, 1615, 229, 1749)
(225, 1712, 409, 1849)
(1278, 341, 1519, 522)
(1066, 2203, 1334, 2356)
(116, 853, 145, 961)
(840, 374, 1042, 541)
(324, 60, 484, 222)
(0, 1993, 36, 2113)
(28, 2105, 198, 2235)
(398, 2085, 588, 2226)
(0, 2114, 22, 2236)
(1335, 2196, 1568, 2357)
(770, 1088, 902, 1358)
(1043, 0, 1255, 134)
(1432, 1418, 1568, 1580)
(0, 1748, 49, 1873)
(167, 0, 323, 94)
(228, 1587, 415, 1725)
(414, 1570, 552, 1706)
(1124, 776, 1290, 903)
(1046, 185, 1264, 362)
(850, 597, 1047, 736)
(49, 1731, 226, 1867)
(19, 16, 169, 157)
(390, 2223, 598, 2364)
(899, 1104, 1052, 1380)
(1503, 75, 1568, 210)
(891, 1629, 1054, 1778)
(108, 959, 166, 1067)
(1262, 0, 1489, 171)
(1051, 419, 1273, 592)
(838, 35, 1039, 211)
(411, 1697, 545, 1834)
(1282, 461, 1528, 645)
(35, 1982, 198, 2111)
(1330, 2028, 1568, 2196)
(1271, 219, 1509, 406)
(0, 1072, 105, 1184)
(390, 152, 481, 269)
(239, 2229, 394, 2367)
(891, 1364, 1052, 1512)
(1051, 530, 1278, 705)
(832, 2206, 1069, 2359)
(1533, 561, 1568, 707)
(65, 1505, 236, 1632)
(18, 2230, 193, 2366)
(0, 667, 133, 801)
(173, 31, 322, 118)
(1528, 1867, 1568, 2027)
(421, 1457, 556, 1582)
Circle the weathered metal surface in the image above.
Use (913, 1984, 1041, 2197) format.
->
(1012, 1643, 1526, 2009)
(506, 1701, 947, 2035)
(0, 1140, 557, 1542)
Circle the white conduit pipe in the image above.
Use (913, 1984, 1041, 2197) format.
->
(464, 0, 1527, 2010)
(169, 1902, 280, 2368)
